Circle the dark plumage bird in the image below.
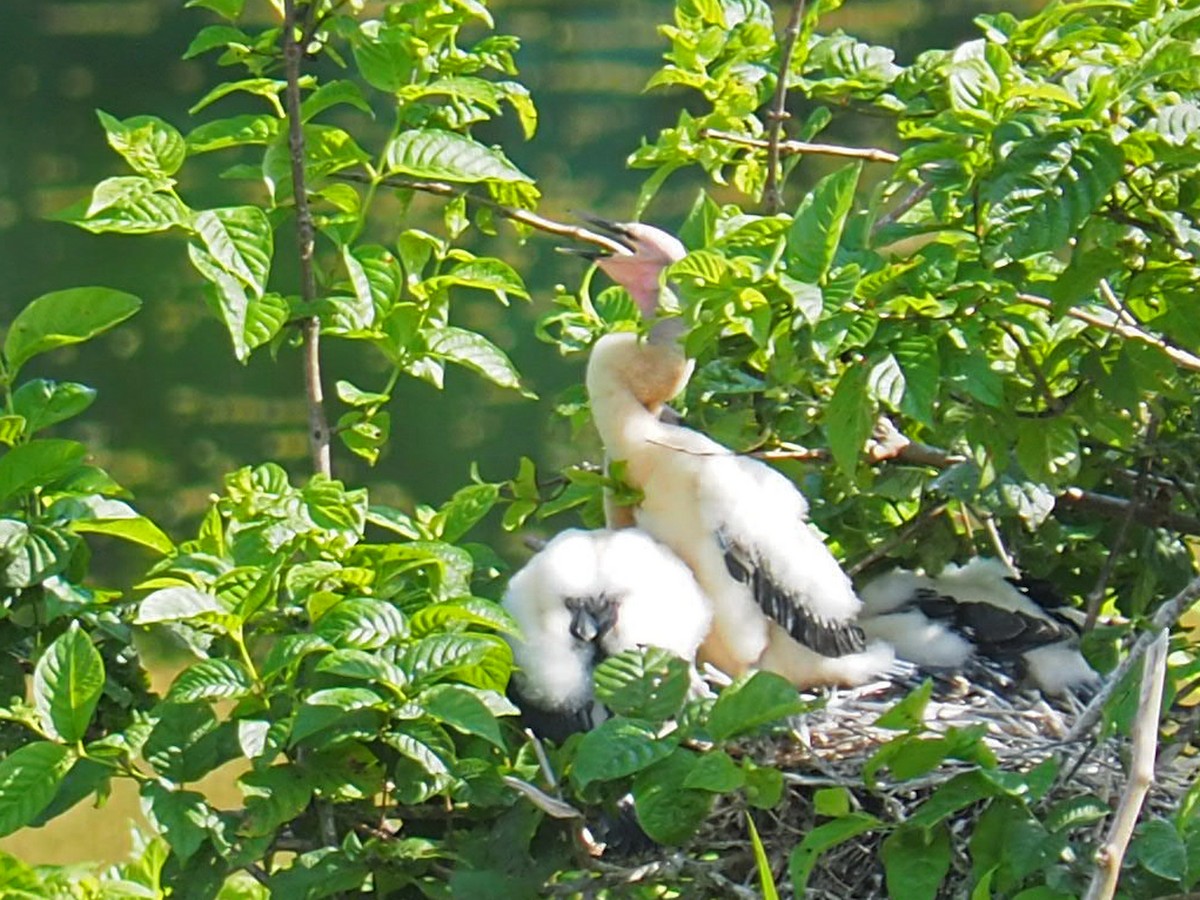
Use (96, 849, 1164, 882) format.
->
(859, 558, 1099, 696)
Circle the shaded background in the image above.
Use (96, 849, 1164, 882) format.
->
(0, 0, 1035, 863)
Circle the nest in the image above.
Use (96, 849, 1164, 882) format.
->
(563, 664, 1198, 898)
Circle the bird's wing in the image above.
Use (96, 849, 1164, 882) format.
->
(699, 455, 865, 658)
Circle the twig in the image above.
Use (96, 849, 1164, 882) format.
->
(1085, 418, 1158, 631)
(1098, 279, 1139, 328)
(755, 434, 1200, 535)
(283, 0, 332, 478)
(1069, 573, 1200, 741)
(872, 180, 934, 237)
(1083, 629, 1168, 900)
(702, 128, 900, 164)
(847, 503, 948, 577)
(1017, 292, 1200, 374)
(244, 864, 271, 888)
(981, 515, 1016, 575)
(334, 171, 630, 256)
(763, 0, 808, 213)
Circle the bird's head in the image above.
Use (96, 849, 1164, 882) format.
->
(567, 218, 687, 317)
(564, 593, 619, 645)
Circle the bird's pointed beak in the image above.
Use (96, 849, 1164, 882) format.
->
(568, 595, 618, 644)
(555, 214, 635, 260)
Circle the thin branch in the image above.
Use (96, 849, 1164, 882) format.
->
(1098, 278, 1139, 328)
(763, 0, 808, 213)
(283, 0, 331, 477)
(1017, 292, 1200, 374)
(871, 180, 934, 237)
(1083, 629, 1168, 900)
(702, 128, 900, 164)
(1085, 418, 1158, 631)
(334, 171, 630, 256)
(1069, 572, 1200, 742)
(981, 515, 1016, 575)
(999, 322, 1068, 415)
(846, 502, 948, 577)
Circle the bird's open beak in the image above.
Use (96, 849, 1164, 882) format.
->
(556, 215, 635, 260)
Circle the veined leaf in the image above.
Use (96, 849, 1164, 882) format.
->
(426, 326, 529, 394)
(5, 287, 141, 376)
(12, 380, 96, 435)
(189, 77, 290, 117)
(0, 440, 87, 508)
(631, 748, 713, 845)
(592, 647, 690, 722)
(186, 114, 281, 154)
(136, 586, 226, 624)
(0, 742, 74, 837)
(301, 79, 372, 122)
(421, 684, 505, 749)
(167, 659, 255, 703)
(825, 365, 875, 476)
(707, 672, 808, 741)
(383, 129, 533, 184)
(786, 162, 862, 284)
(314, 597, 408, 649)
(32, 623, 105, 743)
(572, 718, 675, 789)
(981, 131, 1122, 264)
(193, 206, 272, 298)
(96, 110, 186, 178)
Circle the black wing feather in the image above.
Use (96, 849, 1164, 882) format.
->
(721, 535, 866, 658)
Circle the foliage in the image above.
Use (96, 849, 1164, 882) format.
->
(0, 0, 1195, 897)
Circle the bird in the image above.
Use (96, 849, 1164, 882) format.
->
(858, 557, 1099, 696)
(501, 527, 713, 743)
(577, 219, 894, 689)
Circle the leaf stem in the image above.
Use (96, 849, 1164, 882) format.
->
(702, 129, 900, 165)
(283, 0, 332, 478)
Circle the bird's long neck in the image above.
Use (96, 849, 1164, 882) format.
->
(587, 330, 692, 464)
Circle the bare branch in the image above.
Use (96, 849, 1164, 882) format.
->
(702, 128, 900, 164)
(763, 0, 808, 213)
(334, 171, 630, 255)
(981, 515, 1016, 575)
(1017, 292, 1200, 374)
(872, 180, 934, 237)
(1083, 629, 1168, 900)
(283, 0, 331, 478)
(1069, 573, 1200, 742)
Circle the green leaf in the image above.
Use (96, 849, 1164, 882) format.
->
(141, 782, 216, 862)
(592, 647, 690, 722)
(0, 521, 75, 588)
(167, 659, 255, 703)
(239, 765, 314, 837)
(96, 110, 186, 178)
(747, 812, 780, 900)
(33, 623, 105, 743)
(426, 326, 529, 394)
(0, 742, 73, 837)
(407, 596, 518, 638)
(136, 586, 225, 624)
(571, 718, 676, 789)
(68, 516, 174, 554)
(786, 162, 862, 283)
(790, 813, 881, 896)
(422, 684, 505, 749)
(631, 748, 713, 845)
(824, 364, 874, 476)
(874, 679, 933, 730)
(437, 483, 500, 543)
(981, 131, 1123, 264)
(882, 824, 951, 900)
(182, 23, 247, 59)
(948, 40, 1001, 117)
(315, 649, 408, 692)
(184, 0, 245, 19)
(894, 334, 940, 425)
(681, 750, 744, 792)
(1132, 818, 1186, 882)
(301, 80, 372, 122)
(12, 380, 96, 435)
(189, 77, 288, 117)
(186, 114, 281, 154)
(314, 597, 408, 650)
(384, 129, 533, 184)
(5, 287, 141, 376)
(707, 672, 808, 741)
(0, 440, 88, 507)
(193, 206, 272, 297)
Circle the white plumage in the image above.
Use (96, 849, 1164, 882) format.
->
(581, 220, 893, 688)
(502, 528, 713, 736)
(859, 557, 1099, 695)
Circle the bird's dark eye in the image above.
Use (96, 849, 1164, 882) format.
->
(564, 596, 582, 611)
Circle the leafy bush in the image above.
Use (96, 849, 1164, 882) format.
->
(0, 0, 1196, 896)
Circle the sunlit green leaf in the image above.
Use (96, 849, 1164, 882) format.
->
(33, 623, 105, 743)
(5, 287, 141, 376)
(0, 742, 73, 837)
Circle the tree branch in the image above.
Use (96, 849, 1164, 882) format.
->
(847, 502, 948, 577)
(283, 0, 332, 478)
(1017, 292, 1200, 374)
(334, 171, 631, 256)
(1082, 629, 1169, 900)
(702, 128, 900, 164)
(762, 0, 807, 213)
(1068, 570, 1200, 742)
